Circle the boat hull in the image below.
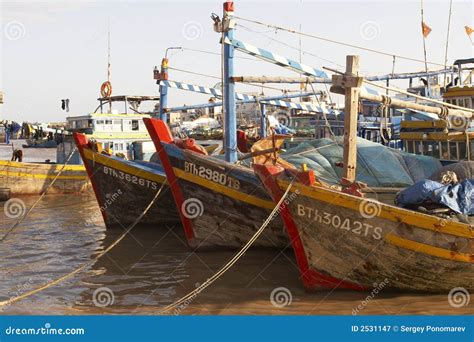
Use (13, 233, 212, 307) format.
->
(0, 160, 90, 195)
(256, 164, 474, 292)
(74, 133, 180, 229)
(144, 118, 289, 250)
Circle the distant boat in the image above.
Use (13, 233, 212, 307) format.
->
(0, 95, 160, 195)
(400, 58, 474, 163)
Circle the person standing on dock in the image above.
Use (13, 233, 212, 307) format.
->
(3, 121, 11, 144)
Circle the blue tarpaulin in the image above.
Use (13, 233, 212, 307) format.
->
(396, 179, 474, 215)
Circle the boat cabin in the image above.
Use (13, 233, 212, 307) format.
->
(400, 120, 474, 162)
(443, 58, 474, 109)
(62, 95, 160, 162)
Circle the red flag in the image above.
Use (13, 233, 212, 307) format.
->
(465, 26, 474, 36)
(421, 21, 432, 38)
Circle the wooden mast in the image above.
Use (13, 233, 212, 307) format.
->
(333, 55, 363, 183)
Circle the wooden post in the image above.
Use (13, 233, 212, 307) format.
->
(342, 55, 361, 182)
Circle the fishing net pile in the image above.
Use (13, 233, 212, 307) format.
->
(279, 137, 441, 188)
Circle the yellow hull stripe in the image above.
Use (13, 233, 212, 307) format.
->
(0, 160, 85, 171)
(0, 170, 87, 180)
(386, 233, 474, 263)
(83, 148, 167, 184)
(173, 168, 275, 210)
(0, 161, 87, 180)
(278, 180, 474, 238)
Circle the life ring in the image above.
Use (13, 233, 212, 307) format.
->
(100, 81, 112, 98)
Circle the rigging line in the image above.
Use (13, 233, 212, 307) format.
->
(0, 147, 79, 242)
(180, 47, 262, 62)
(444, 0, 453, 87)
(327, 66, 474, 114)
(309, 82, 337, 143)
(233, 15, 445, 67)
(167, 66, 296, 92)
(236, 23, 345, 69)
(0, 181, 166, 309)
(364, 78, 474, 114)
(158, 179, 296, 314)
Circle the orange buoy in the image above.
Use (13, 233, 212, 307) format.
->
(100, 81, 112, 98)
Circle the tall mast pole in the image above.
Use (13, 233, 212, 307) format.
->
(443, 0, 453, 87)
(107, 20, 112, 113)
(223, 1, 237, 163)
(420, 0, 430, 96)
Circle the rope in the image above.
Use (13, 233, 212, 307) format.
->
(236, 23, 345, 70)
(233, 15, 445, 67)
(0, 147, 78, 242)
(308, 82, 338, 142)
(158, 179, 295, 314)
(181, 47, 260, 62)
(0, 181, 166, 309)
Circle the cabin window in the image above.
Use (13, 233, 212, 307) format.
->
(406, 140, 414, 154)
(113, 120, 122, 131)
(449, 142, 458, 160)
(440, 142, 449, 160)
(458, 142, 467, 160)
(423, 141, 439, 158)
(416, 141, 423, 155)
(131, 120, 139, 131)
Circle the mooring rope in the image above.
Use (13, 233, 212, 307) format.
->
(158, 179, 295, 314)
(0, 147, 79, 242)
(0, 181, 166, 308)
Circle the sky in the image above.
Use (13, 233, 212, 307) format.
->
(1, 0, 473, 123)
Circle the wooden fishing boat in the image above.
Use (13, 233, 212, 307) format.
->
(144, 118, 289, 249)
(73, 132, 179, 228)
(251, 56, 474, 292)
(0, 160, 90, 195)
(253, 163, 474, 292)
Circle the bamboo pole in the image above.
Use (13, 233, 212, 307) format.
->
(358, 89, 473, 119)
(232, 68, 454, 84)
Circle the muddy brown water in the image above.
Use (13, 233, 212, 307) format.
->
(0, 142, 472, 315)
(0, 194, 473, 316)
